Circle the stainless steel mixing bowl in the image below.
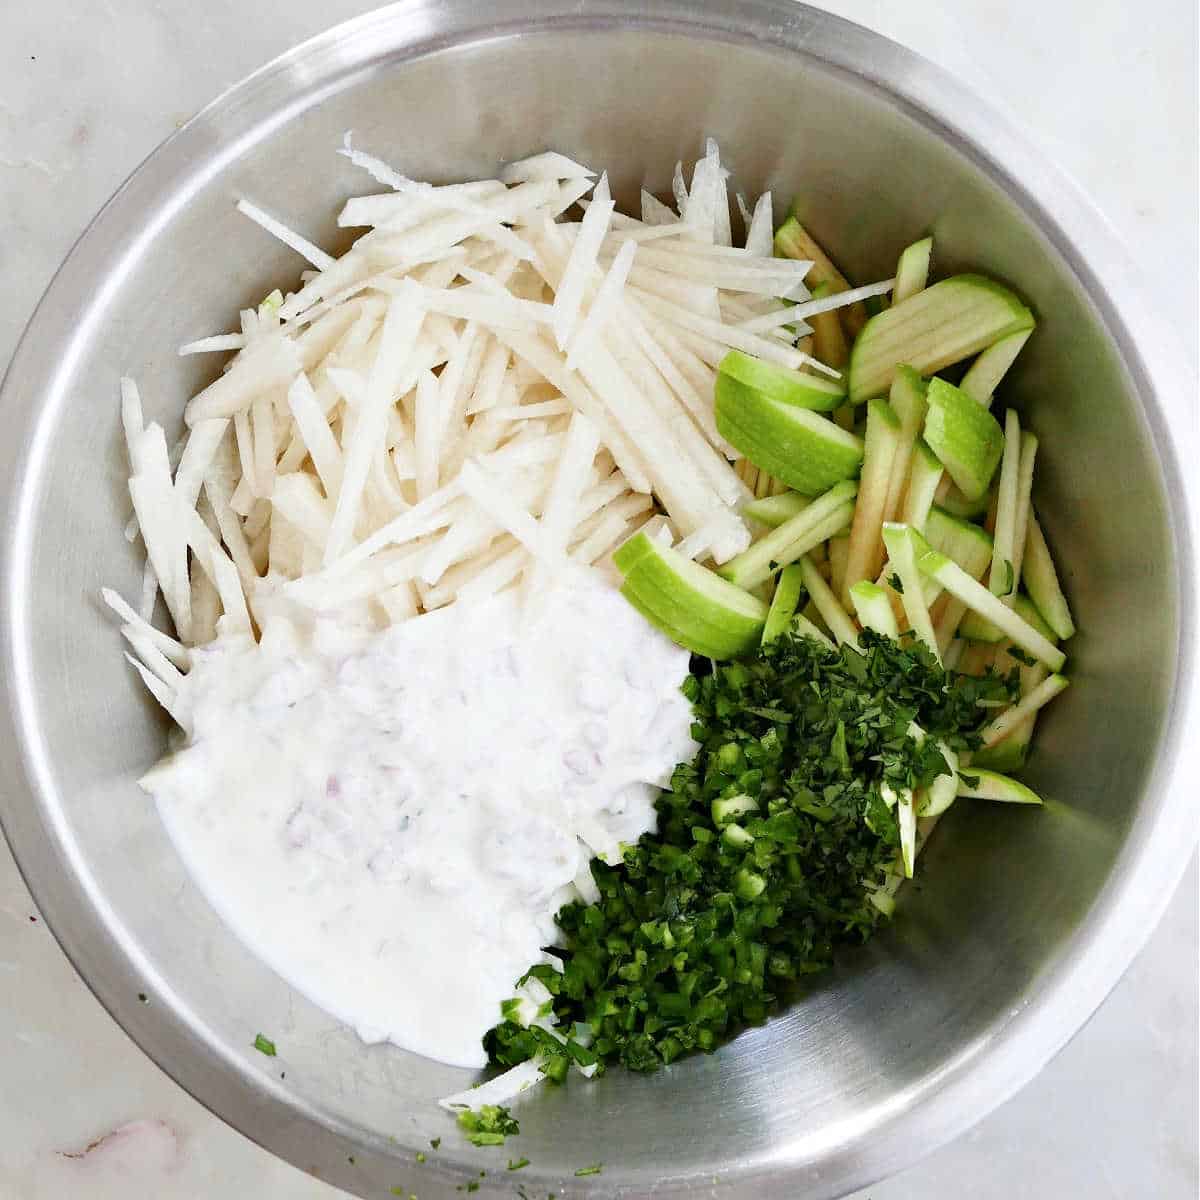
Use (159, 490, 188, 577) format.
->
(1, 2, 1196, 1197)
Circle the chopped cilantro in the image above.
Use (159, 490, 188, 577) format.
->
(1006, 645, 1037, 666)
(429, 1137, 441, 1150)
(574, 1164, 603, 1177)
(508, 1157, 530, 1170)
(487, 631, 1012, 1077)
(457, 1104, 519, 1147)
(888, 572, 904, 594)
(415, 1152, 426, 1164)
(252, 1033, 276, 1057)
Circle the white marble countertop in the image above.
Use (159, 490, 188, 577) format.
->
(1, 2, 1196, 1197)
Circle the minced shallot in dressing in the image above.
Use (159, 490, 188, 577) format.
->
(144, 569, 695, 1067)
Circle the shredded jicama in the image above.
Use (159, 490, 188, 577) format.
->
(115, 139, 845, 708)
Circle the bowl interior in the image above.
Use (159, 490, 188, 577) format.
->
(0, 10, 1182, 1199)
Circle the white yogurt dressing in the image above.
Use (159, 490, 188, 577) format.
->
(144, 569, 696, 1068)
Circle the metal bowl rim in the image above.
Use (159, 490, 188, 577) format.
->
(0, 2, 1196, 1196)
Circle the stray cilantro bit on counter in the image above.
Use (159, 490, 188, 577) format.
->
(457, 1104, 520, 1147)
(508, 1157, 530, 1171)
(429, 1137, 441, 1150)
(253, 1033, 276, 1057)
(574, 1164, 603, 1177)
(487, 631, 1015, 1078)
(415, 1152, 426, 1164)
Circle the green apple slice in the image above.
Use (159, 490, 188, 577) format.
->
(612, 527, 661, 575)
(882, 366, 929, 524)
(615, 531, 767, 659)
(773, 215, 868, 335)
(969, 643, 1053, 763)
(743, 491, 809, 529)
(718, 480, 858, 589)
(957, 609, 1005, 643)
(989, 409, 1022, 597)
(959, 328, 1033, 406)
(959, 591, 1054, 644)
(728, 501, 856, 592)
(827, 528, 850, 599)
(897, 788, 917, 878)
(847, 274, 1036, 402)
(924, 504, 994, 644)
(924, 377, 1006, 501)
(969, 734, 1031, 771)
(1013, 592, 1057, 642)
(1009, 431, 1039, 588)
(881, 522, 941, 661)
(901, 438, 945, 531)
(792, 611, 836, 650)
(956, 768, 1044, 805)
(898, 721, 958, 820)
(1023, 511, 1075, 640)
(919, 741, 961, 817)
(893, 236, 933, 304)
(935, 478, 993, 519)
(925, 505, 993, 579)
(915, 545, 1066, 671)
(842, 398, 903, 605)
(867, 881, 899, 917)
(762, 564, 805, 644)
(717, 349, 847, 412)
(799, 555, 860, 648)
(850, 580, 899, 639)
(716, 387, 864, 496)
(807, 282, 850, 370)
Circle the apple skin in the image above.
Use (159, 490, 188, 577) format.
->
(923, 377, 1006, 502)
(615, 531, 766, 660)
(716, 378, 863, 496)
(719, 349, 845, 412)
(847, 274, 1036, 403)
